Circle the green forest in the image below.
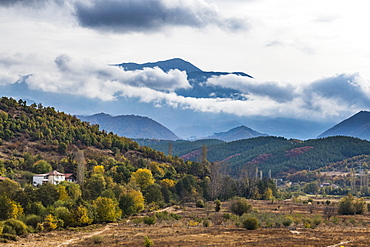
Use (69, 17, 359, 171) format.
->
(139, 136, 370, 177)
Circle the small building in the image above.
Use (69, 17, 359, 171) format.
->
(65, 173, 77, 183)
(33, 170, 66, 186)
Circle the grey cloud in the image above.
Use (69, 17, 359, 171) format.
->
(0, 0, 61, 7)
(74, 0, 249, 33)
(305, 73, 370, 106)
(266, 39, 315, 55)
(206, 74, 296, 103)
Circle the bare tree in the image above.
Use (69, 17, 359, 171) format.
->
(75, 149, 86, 185)
(209, 162, 225, 200)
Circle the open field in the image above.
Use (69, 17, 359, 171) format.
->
(3, 199, 370, 247)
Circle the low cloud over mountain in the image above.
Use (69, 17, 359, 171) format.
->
(1, 55, 369, 125)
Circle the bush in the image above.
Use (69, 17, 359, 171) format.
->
(143, 236, 154, 247)
(230, 198, 252, 216)
(3, 219, 28, 236)
(214, 200, 221, 212)
(143, 216, 156, 226)
(203, 219, 210, 227)
(196, 200, 205, 208)
(90, 235, 104, 244)
(170, 213, 182, 220)
(222, 213, 231, 220)
(242, 217, 259, 230)
(24, 214, 42, 229)
(282, 217, 293, 227)
(0, 233, 17, 241)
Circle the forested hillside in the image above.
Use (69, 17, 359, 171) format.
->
(0, 97, 280, 238)
(140, 136, 370, 177)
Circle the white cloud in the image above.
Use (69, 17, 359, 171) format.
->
(1, 52, 370, 123)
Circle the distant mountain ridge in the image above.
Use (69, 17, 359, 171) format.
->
(117, 58, 202, 74)
(318, 111, 370, 140)
(208, 125, 267, 142)
(77, 113, 179, 140)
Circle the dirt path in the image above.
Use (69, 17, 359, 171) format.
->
(327, 240, 353, 247)
(56, 224, 111, 247)
(1, 224, 112, 247)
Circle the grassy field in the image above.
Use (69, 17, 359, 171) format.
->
(3, 198, 370, 247)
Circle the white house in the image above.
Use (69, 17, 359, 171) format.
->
(32, 170, 66, 186)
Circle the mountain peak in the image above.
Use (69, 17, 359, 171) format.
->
(318, 110, 370, 140)
(209, 125, 267, 142)
(116, 58, 202, 74)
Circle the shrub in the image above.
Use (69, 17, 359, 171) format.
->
(242, 217, 259, 230)
(222, 213, 231, 220)
(0, 233, 17, 241)
(170, 213, 182, 220)
(196, 200, 205, 208)
(91, 235, 104, 244)
(155, 211, 171, 221)
(230, 198, 252, 216)
(143, 216, 156, 226)
(3, 219, 28, 236)
(214, 200, 221, 212)
(24, 214, 42, 229)
(143, 236, 154, 247)
(203, 219, 210, 227)
(282, 217, 293, 227)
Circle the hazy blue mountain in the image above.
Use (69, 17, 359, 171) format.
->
(77, 113, 179, 140)
(318, 111, 370, 140)
(208, 125, 267, 142)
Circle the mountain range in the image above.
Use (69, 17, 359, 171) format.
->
(77, 113, 179, 140)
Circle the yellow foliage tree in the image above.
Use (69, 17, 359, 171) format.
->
(71, 205, 92, 226)
(58, 185, 69, 201)
(263, 188, 274, 200)
(93, 165, 105, 174)
(93, 197, 122, 222)
(130, 168, 155, 191)
(0, 195, 23, 220)
(149, 162, 165, 178)
(43, 214, 58, 231)
(128, 189, 145, 213)
(160, 179, 176, 189)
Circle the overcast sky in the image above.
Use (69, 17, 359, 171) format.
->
(1, 0, 370, 122)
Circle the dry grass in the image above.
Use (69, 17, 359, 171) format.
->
(4, 199, 370, 247)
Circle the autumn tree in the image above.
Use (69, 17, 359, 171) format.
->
(93, 196, 122, 222)
(130, 168, 155, 191)
(0, 194, 24, 220)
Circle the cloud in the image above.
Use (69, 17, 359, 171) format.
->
(0, 0, 61, 7)
(22, 54, 191, 100)
(203, 72, 370, 120)
(266, 39, 315, 55)
(205, 74, 296, 102)
(73, 0, 249, 33)
(1, 53, 370, 122)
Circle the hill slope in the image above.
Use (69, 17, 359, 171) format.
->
(77, 113, 178, 140)
(140, 135, 370, 177)
(318, 111, 370, 140)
